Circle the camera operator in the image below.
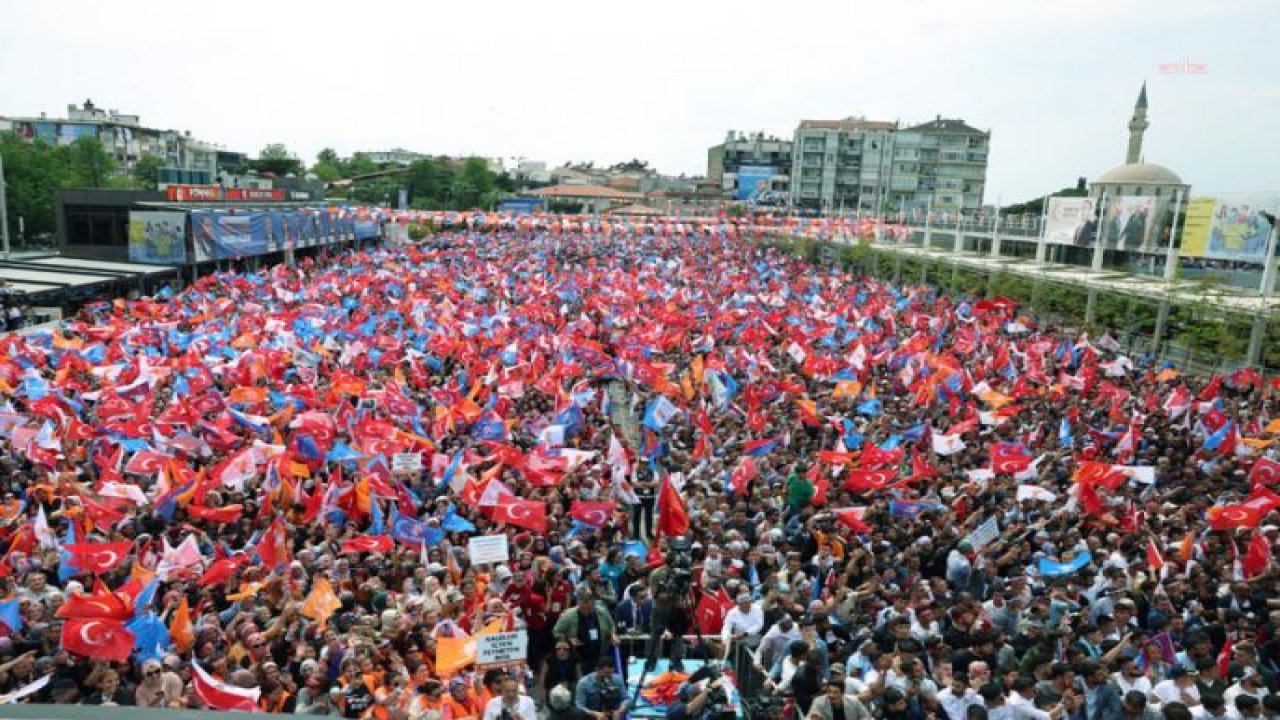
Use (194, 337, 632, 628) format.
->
(667, 674, 728, 720)
(575, 657, 630, 720)
(647, 537, 694, 672)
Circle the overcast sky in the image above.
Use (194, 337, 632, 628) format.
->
(2, 0, 1276, 202)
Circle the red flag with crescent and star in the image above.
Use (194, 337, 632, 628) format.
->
(63, 541, 133, 575)
(60, 618, 136, 662)
(569, 501, 616, 527)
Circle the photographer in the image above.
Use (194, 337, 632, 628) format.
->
(575, 657, 629, 720)
(647, 537, 694, 672)
(667, 675, 729, 720)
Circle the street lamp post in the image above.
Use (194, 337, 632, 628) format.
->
(0, 153, 9, 259)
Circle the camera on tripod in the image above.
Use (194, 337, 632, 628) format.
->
(664, 536, 694, 596)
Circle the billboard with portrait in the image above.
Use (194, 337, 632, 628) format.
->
(1043, 197, 1098, 246)
(1204, 195, 1277, 261)
(128, 211, 187, 264)
(191, 210, 266, 261)
(1098, 196, 1156, 252)
(736, 165, 775, 202)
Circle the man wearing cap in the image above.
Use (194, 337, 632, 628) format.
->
(722, 592, 764, 659)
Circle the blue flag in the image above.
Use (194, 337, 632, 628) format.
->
(0, 599, 22, 632)
(1059, 418, 1073, 448)
(127, 612, 172, 663)
(326, 441, 364, 463)
(441, 504, 476, 533)
(1039, 551, 1093, 577)
(642, 396, 679, 431)
(133, 579, 160, 620)
(390, 510, 444, 547)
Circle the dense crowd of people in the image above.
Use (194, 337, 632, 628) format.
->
(0, 229, 1275, 720)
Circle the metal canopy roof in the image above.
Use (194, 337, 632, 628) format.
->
(0, 255, 177, 296)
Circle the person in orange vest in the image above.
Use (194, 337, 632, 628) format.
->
(408, 679, 447, 720)
(442, 677, 482, 720)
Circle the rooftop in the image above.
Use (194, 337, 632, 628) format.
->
(798, 118, 898, 132)
(1096, 162, 1183, 185)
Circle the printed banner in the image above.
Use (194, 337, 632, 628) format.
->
(1043, 197, 1099, 246)
(476, 632, 528, 669)
(1209, 195, 1278, 260)
(1178, 198, 1217, 258)
(1100, 196, 1156, 252)
(128, 211, 188, 264)
(964, 516, 1000, 551)
(737, 165, 775, 202)
(192, 211, 263, 261)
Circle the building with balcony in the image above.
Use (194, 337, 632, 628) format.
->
(707, 131, 792, 202)
(1, 99, 245, 187)
(789, 115, 990, 215)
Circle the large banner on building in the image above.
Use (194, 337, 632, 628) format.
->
(737, 166, 775, 202)
(192, 210, 265, 261)
(1178, 198, 1218, 258)
(1099, 196, 1156, 252)
(1043, 197, 1098, 246)
(1178, 194, 1279, 261)
(128, 211, 187, 264)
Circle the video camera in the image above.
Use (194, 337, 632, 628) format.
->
(663, 536, 695, 596)
(687, 663, 734, 720)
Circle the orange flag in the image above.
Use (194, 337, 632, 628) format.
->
(170, 597, 195, 653)
(833, 381, 862, 400)
(301, 577, 343, 627)
(435, 634, 477, 676)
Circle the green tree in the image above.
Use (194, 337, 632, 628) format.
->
(452, 157, 497, 210)
(130, 155, 165, 188)
(342, 153, 380, 178)
(61, 136, 117, 188)
(0, 133, 72, 239)
(406, 156, 453, 209)
(248, 143, 303, 176)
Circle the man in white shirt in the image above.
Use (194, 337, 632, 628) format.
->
(1152, 667, 1201, 710)
(937, 673, 982, 720)
(1224, 668, 1267, 709)
(1009, 676, 1061, 720)
(721, 592, 764, 660)
(482, 675, 537, 720)
(1113, 657, 1154, 697)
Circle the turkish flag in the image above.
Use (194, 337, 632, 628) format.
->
(860, 446, 903, 469)
(569, 501, 616, 527)
(1243, 534, 1272, 579)
(60, 618, 136, 663)
(79, 495, 126, 529)
(490, 497, 548, 533)
(198, 555, 248, 587)
(1208, 504, 1264, 531)
(1251, 458, 1280, 490)
(340, 535, 394, 555)
(844, 468, 898, 492)
(730, 457, 759, 496)
(56, 581, 133, 621)
(63, 541, 133, 574)
(124, 450, 172, 476)
(656, 474, 690, 537)
(833, 507, 872, 534)
(187, 503, 244, 524)
(191, 661, 260, 712)
(990, 443, 1033, 474)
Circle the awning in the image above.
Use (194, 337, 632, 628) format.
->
(0, 256, 177, 297)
